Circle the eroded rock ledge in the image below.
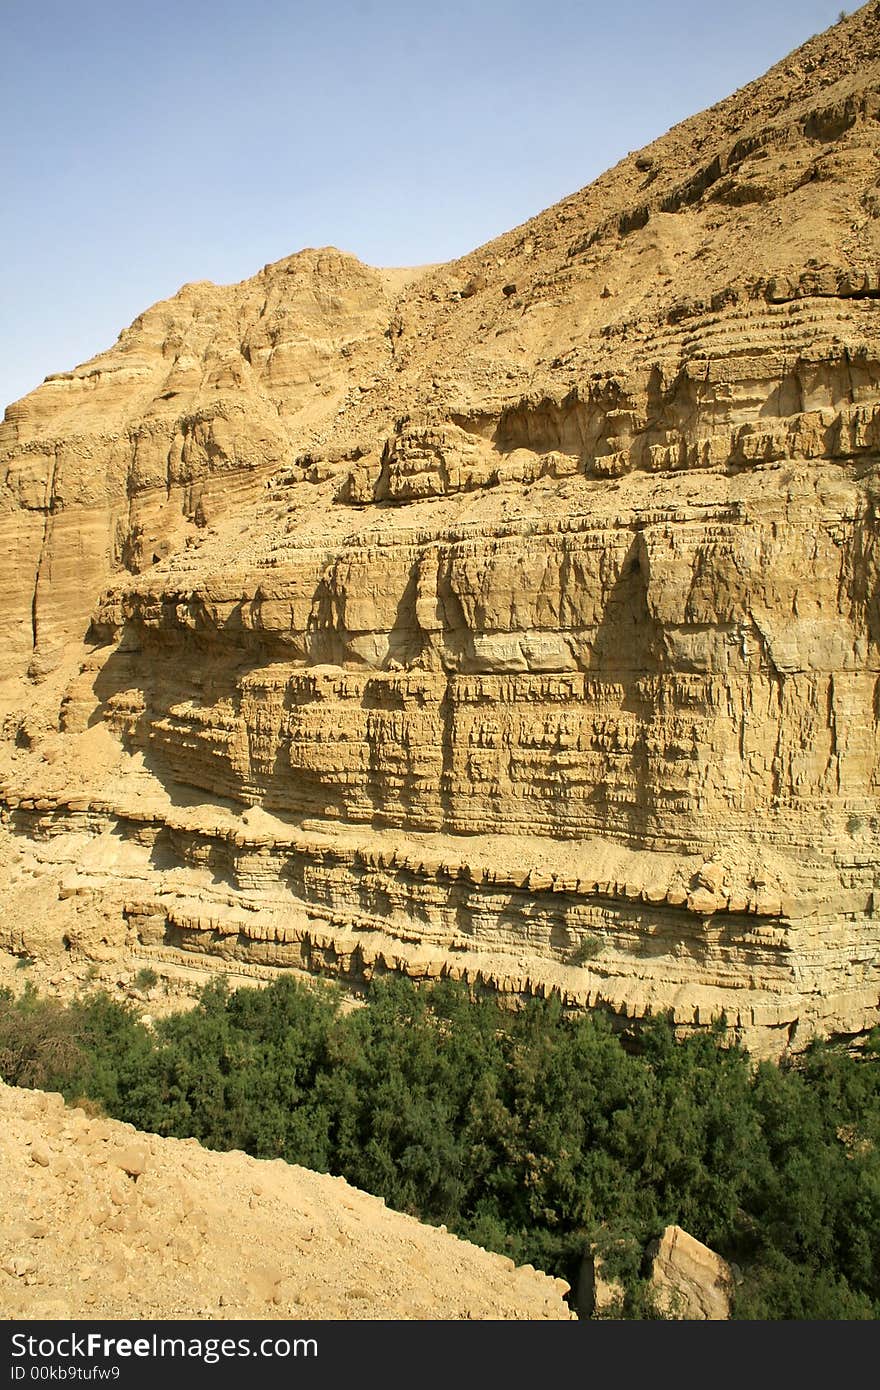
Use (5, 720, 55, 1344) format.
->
(2, 760, 877, 1057)
(3, 9, 880, 1053)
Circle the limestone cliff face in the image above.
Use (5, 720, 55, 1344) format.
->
(0, 251, 411, 675)
(4, 7, 880, 1053)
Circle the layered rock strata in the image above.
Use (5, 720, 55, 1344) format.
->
(3, 7, 880, 1052)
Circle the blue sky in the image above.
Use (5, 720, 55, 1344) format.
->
(1, 0, 847, 409)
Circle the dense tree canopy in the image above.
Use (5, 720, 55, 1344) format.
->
(1, 975, 878, 1318)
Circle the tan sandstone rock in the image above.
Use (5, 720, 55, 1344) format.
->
(648, 1225, 733, 1320)
(2, 9, 880, 1054)
(574, 1248, 626, 1318)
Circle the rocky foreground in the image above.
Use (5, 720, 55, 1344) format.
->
(0, 1081, 572, 1321)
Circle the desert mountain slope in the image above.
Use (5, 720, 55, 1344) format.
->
(3, 6, 880, 1054)
(0, 1080, 572, 1320)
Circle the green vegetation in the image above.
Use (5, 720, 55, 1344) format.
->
(568, 934, 603, 965)
(1, 975, 878, 1319)
(133, 967, 159, 992)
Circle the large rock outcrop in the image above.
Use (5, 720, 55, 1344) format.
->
(3, 6, 880, 1053)
(0, 253, 418, 677)
(648, 1225, 733, 1320)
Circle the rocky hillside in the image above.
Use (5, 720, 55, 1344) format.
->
(3, 6, 880, 1054)
(0, 1081, 571, 1320)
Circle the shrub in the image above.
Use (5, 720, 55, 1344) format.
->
(1, 975, 878, 1318)
(569, 935, 602, 965)
(0, 985, 85, 1091)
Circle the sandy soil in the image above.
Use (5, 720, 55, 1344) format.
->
(0, 1081, 573, 1321)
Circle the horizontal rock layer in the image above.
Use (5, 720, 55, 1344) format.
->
(3, 8, 880, 1050)
(1, 789, 877, 1056)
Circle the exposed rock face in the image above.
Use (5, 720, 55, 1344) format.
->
(0, 252, 414, 677)
(3, 7, 880, 1053)
(575, 1247, 625, 1319)
(0, 1081, 571, 1320)
(648, 1225, 733, 1320)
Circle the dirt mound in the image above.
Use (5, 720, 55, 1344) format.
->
(0, 1081, 572, 1321)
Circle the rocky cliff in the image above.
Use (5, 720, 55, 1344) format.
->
(3, 6, 880, 1054)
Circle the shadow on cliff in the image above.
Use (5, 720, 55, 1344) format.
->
(583, 535, 665, 844)
(88, 636, 248, 814)
(589, 535, 663, 680)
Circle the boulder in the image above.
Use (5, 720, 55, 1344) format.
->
(647, 1225, 732, 1319)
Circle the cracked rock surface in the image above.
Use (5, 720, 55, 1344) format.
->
(3, 8, 880, 1053)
